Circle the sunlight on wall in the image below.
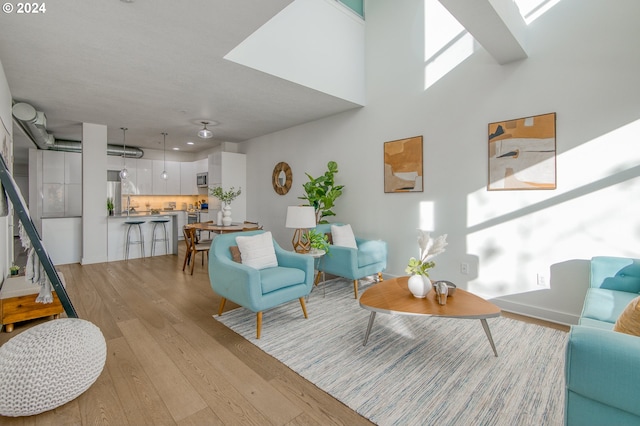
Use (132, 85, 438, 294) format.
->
(465, 118, 640, 299)
(423, 0, 474, 90)
(419, 201, 434, 231)
(515, 0, 562, 25)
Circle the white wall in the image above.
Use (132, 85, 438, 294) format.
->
(0, 58, 12, 281)
(225, 0, 366, 105)
(242, 0, 640, 324)
(82, 123, 108, 264)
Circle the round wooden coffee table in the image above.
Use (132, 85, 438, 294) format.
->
(359, 276, 502, 356)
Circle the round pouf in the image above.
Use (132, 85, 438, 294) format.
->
(0, 318, 106, 417)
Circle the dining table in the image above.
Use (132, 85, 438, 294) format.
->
(189, 222, 246, 234)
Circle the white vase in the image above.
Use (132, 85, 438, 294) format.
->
(222, 204, 232, 226)
(408, 275, 431, 298)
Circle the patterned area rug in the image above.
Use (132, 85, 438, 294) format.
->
(214, 278, 567, 425)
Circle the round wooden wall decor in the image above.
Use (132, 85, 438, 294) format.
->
(272, 162, 293, 195)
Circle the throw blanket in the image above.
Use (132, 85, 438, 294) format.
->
(18, 222, 55, 303)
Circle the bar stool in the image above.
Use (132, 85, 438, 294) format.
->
(150, 218, 170, 256)
(124, 220, 145, 260)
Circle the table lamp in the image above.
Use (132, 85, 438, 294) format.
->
(285, 206, 316, 253)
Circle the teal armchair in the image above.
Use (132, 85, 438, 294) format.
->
(314, 223, 387, 298)
(565, 256, 640, 425)
(209, 230, 314, 338)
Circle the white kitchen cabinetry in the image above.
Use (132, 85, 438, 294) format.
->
(166, 161, 180, 194)
(180, 162, 197, 195)
(195, 158, 208, 174)
(152, 160, 181, 195)
(41, 150, 82, 217)
(121, 157, 137, 195)
(65, 151, 82, 184)
(176, 211, 187, 240)
(42, 150, 64, 183)
(107, 155, 124, 171)
(137, 159, 153, 194)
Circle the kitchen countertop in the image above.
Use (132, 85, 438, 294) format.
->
(108, 211, 179, 219)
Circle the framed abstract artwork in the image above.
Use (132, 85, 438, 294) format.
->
(384, 136, 423, 193)
(488, 112, 557, 191)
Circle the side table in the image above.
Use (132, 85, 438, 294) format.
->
(306, 249, 326, 300)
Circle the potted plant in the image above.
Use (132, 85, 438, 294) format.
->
(107, 197, 114, 216)
(302, 229, 330, 255)
(9, 264, 20, 276)
(210, 186, 242, 226)
(405, 230, 448, 298)
(299, 161, 344, 224)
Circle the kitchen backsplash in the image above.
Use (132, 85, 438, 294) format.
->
(122, 195, 208, 211)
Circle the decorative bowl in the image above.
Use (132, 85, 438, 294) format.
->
(433, 280, 456, 296)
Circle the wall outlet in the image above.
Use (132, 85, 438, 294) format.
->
(460, 263, 469, 275)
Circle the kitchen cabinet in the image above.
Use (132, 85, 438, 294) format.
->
(137, 159, 153, 194)
(121, 157, 137, 195)
(65, 152, 82, 184)
(40, 150, 82, 218)
(166, 161, 180, 194)
(107, 155, 124, 171)
(195, 158, 207, 174)
(177, 211, 187, 240)
(152, 160, 181, 195)
(180, 161, 197, 195)
(42, 150, 64, 183)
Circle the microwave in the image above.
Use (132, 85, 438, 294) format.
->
(196, 172, 208, 188)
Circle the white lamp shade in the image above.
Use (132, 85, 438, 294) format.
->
(285, 206, 316, 229)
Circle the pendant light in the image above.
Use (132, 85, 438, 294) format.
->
(198, 121, 213, 139)
(161, 132, 168, 180)
(119, 127, 128, 180)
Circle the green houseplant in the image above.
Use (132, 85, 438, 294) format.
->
(299, 161, 344, 224)
(107, 197, 114, 215)
(210, 186, 242, 226)
(209, 186, 242, 205)
(9, 264, 20, 276)
(302, 229, 330, 254)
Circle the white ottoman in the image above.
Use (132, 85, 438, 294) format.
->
(0, 318, 106, 417)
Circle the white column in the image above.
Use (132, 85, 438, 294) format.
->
(81, 123, 108, 264)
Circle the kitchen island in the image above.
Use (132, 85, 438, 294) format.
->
(107, 212, 179, 261)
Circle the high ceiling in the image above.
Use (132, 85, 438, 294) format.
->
(0, 0, 361, 163)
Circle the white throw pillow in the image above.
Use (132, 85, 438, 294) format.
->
(331, 224, 358, 249)
(235, 232, 278, 270)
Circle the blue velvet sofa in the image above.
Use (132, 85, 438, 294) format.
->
(565, 256, 640, 425)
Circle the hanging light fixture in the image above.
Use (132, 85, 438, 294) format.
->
(119, 127, 129, 180)
(198, 121, 214, 139)
(161, 132, 168, 180)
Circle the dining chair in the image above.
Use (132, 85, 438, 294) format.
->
(182, 226, 210, 275)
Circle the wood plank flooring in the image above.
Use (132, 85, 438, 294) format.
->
(0, 248, 372, 425)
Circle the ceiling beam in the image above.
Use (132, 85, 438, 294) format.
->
(438, 0, 528, 64)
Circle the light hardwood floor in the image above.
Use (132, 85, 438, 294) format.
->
(0, 247, 569, 425)
(0, 248, 372, 425)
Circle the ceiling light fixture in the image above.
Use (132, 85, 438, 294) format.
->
(119, 127, 128, 180)
(161, 132, 168, 180)
(198, 121, 214, 139)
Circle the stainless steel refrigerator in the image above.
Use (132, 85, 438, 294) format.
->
(107, 170, 122, 214)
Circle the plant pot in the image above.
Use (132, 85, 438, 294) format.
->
(408, 275, 431, 298)
(222, 204, 232, 226)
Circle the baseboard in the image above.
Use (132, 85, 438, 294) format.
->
(81, 256, 108, 265)
(492, 298, 579, 326)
